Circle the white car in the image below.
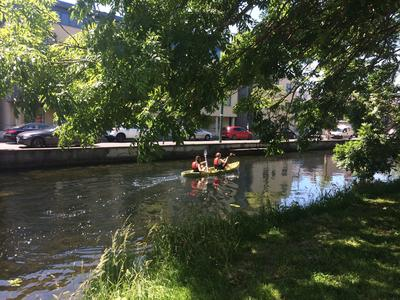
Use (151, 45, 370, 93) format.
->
(190, 129, 213, 140)
(388, 128, 397, 136)
(330, 125, 355, 139)
(106, 127, 140, 142)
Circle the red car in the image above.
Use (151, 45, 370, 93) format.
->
(222, 126, 253, 140)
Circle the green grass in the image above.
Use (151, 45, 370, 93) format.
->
(83, 180, 400, 299)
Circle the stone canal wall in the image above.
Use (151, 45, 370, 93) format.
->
(0, 140, 347, 170)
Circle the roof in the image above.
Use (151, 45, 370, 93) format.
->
(53, 1, 82, 28)
(54, 1, 74, 10)
(53, 0, 122, 28)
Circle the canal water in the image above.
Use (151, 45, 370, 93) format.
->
(0, 151, 352, 299)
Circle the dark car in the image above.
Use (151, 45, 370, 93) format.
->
(222, 126, 253, 140)
(16, 126, 59, 147)
(281, 128, 297, 140)
(4, 123, 51, 142)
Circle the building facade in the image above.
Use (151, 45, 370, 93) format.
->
(0, 1, 80, 130)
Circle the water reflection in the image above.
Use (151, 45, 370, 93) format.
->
(0, 151, 352, 298)
(178, 174, 241, 218)
(244, 152, 353, 208)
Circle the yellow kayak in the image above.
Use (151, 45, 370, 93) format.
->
(181, 161, 240, 177)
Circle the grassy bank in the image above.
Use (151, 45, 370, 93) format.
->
(83, 180, 400, 299)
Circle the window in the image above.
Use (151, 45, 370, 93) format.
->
(238, 86, 250, 99)
(285, 82, 292, 93)
(225, 96, 231, 106)
(59, 12, 70, 25)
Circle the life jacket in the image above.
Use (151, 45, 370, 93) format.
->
(192, 161, 199, 171)
(213, 157, 220, 167)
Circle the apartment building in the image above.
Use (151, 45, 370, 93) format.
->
(0, 1, 80, 130)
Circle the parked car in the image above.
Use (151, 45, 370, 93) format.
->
(4, 122, 51, 142)
(222, 126, 253, 140)
(16, 126, 59, 147)
(330, 124, 355, 139)
(388, 128, 397, 136)
(189, 129, 213, 141)
(281, 128, 297, 140)
(106, 127, 140, 142)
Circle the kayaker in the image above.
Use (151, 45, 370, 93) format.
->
(192, 155, 207, 172)
(213, 152, 231, 170)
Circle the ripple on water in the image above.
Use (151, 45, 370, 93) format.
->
(1, 247, 102, 299)
(130, 174, 180, 190)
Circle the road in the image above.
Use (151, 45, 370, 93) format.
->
(0, 139, 264, 151)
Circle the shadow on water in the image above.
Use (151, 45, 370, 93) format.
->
(0, 151, 353, 298)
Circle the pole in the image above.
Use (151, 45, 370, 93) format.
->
(218, 100, 224, 143)
(203, 149, 208, 172)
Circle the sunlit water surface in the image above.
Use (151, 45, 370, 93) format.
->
(0, 151, 353, 299)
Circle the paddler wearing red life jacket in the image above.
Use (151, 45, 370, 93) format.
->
(191, 155, 206, 172)
(213, 152, 229, 170)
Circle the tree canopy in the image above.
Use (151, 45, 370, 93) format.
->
(1, 0, 400, 176)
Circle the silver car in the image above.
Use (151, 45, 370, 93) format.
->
(330, 125, 355, 139)
(16, 126, 59, 147)
(191, 129, 213, 140)
(106, 127, 140, 142)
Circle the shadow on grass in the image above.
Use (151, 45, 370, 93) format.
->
(230, 192, 400, 299)
(84, 181, 400, 299)
(162, 188, 400, 299)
